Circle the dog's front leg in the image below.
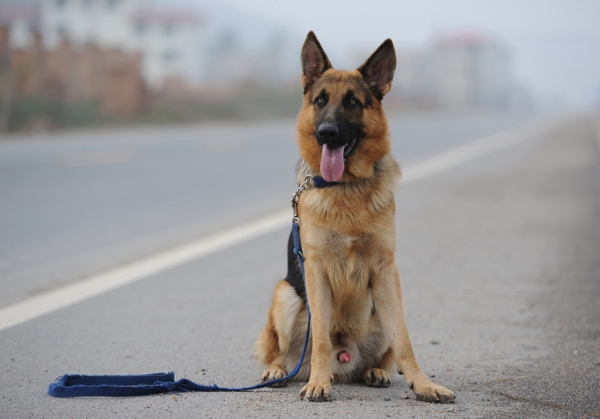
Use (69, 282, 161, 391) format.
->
(300, 259, 334, 401)
(372, 264, 455, 403)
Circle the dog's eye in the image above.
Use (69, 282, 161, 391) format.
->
(349, 98, 357, 105)
(316, 97, 325, 104)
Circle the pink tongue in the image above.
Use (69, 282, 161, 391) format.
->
(320, 144, 345, 182)
(338, 351, 351, 363)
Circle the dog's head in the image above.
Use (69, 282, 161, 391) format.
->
(296, 31, 396, 182)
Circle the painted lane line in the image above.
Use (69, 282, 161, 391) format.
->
(0, 211, 290, 332)
(0, 114, 575, 332)
(402, 114, 570, 183)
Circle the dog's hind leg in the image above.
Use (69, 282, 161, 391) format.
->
(362, 347, 394, 388)
(255, 280, 304, 386)
(256, 320, 288, 386)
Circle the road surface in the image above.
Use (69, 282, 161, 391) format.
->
(0, 111, 598, 418)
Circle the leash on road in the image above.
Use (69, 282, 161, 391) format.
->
(47, 174, 334, 398)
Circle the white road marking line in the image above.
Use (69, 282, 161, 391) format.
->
(0, 115, 576, 332)
(402, 114, 570, 183)
(0, 211, 290, 332)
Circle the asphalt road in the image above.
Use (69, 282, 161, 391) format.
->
(0, 112, 533, 309)
(1, 111, 599, 418)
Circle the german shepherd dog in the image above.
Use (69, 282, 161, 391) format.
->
(255, 31, 455, 403)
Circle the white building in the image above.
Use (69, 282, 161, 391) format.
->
(0, 3, 40, 49)
(38, 0, 204, 89)
(129, 8, 204, 88)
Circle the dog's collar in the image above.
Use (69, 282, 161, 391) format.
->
(297, 161, 341, 188)
(312, 176, 340, 188)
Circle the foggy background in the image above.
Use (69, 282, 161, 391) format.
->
(1, 3, 600, 416)
(208, 0, 600, 107)
(0, 0, 598, 132)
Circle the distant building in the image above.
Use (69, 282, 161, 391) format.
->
(0, 3, 40, 49)
(394, 49, 435, 107)
(352, 28, 517, 111)
(40, 0, 140, 51)
(432, 28, 512, 110)
(206, 50, 279, 86)
(204, 27, 283, 86)
(6, 0, 205, 89)
(129, 8, 204, 88)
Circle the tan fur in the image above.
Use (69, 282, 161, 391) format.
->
(255, 32, 455, 403)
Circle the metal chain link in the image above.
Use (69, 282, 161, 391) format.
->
(291, 161, 313, 225)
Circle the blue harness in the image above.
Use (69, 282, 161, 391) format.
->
(47, 176, 337, 397)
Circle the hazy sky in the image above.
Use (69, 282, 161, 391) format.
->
(198, 0, 600, 107)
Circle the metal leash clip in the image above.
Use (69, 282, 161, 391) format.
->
(291, 163, 313, 225)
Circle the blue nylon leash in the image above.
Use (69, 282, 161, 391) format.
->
(47, 174, 333, 398)
(47, 222, 310, 397)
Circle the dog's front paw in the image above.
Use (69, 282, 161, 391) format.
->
(409, 374, 455, 403)
(300, 382, 333, 402)
(261, 368, 288, 387)
(362, 368, 391, 388)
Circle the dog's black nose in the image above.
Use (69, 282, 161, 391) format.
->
(318, 123, 339, 142)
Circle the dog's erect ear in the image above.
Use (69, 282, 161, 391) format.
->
(301, 31, 332, 92)
(358, 39, 396, 100)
